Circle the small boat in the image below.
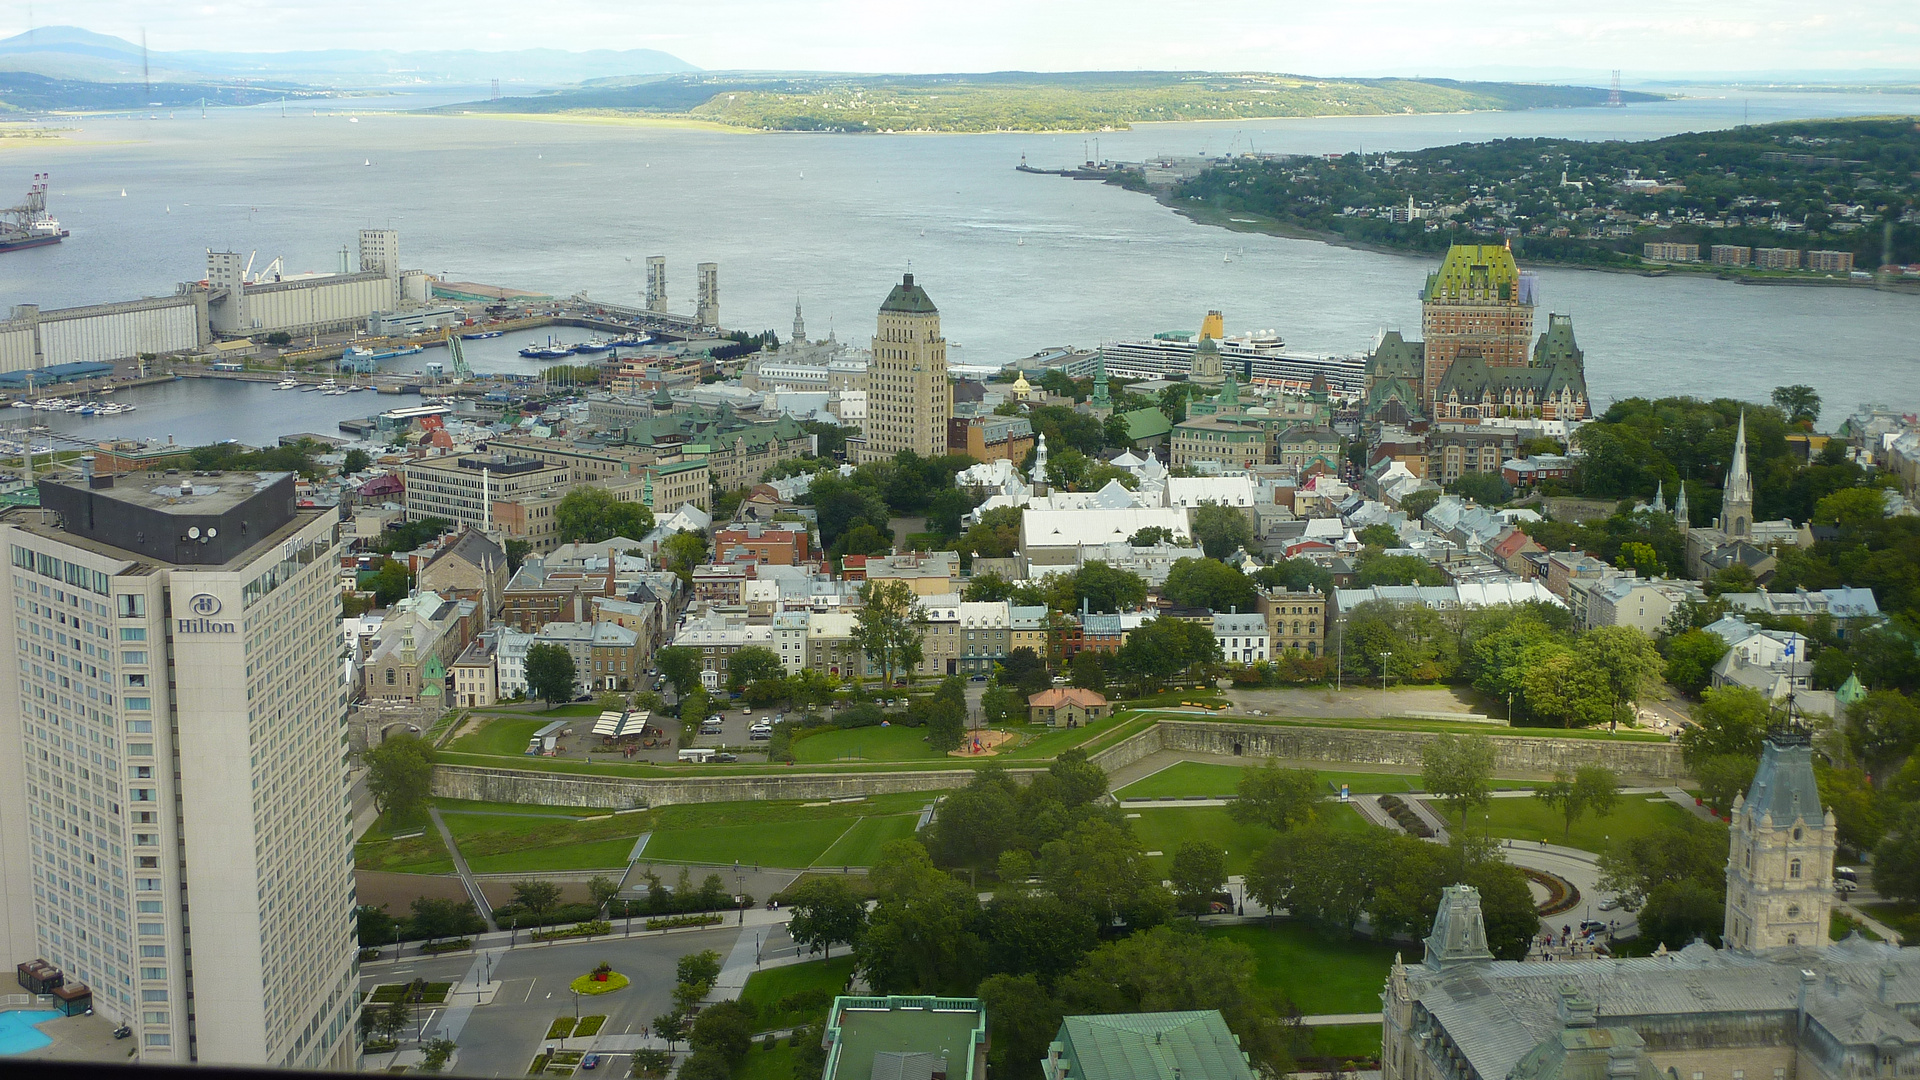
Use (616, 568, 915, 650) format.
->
(1017, 238, 1026, 246)
(275, 378, 297, 390)
(572, 341, 612, 354)
(364, 159, 372, 167)
(349, 116, 359, 124)
(120, 189, 127, 197)
(10, 401, 31, 409)
(347, 384, 367, 392)
(460, 330, 503, 340)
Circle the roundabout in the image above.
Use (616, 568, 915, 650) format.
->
(569, 969, 630, 995)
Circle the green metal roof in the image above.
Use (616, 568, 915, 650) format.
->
(1120, 407, 1172, 441)
(879, 273, 940, 316)
(1051, 1011, 1255, 1080)
(824, 997, 986, 1080)
(1423, 242, 1522, 303)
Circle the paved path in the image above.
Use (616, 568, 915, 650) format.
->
(1839, 899, 1903, 944)
(1300, 1013, 1380, 1027)
(429, 806, 498, 932)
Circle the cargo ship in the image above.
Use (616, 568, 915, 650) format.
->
(0, 174, 67, 253)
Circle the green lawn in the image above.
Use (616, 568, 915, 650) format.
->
(1207, 923, 1398, 1014)
(354, 831, 455, 875)
(1308, 1024, 1382, 1062)
(644, 817, 871, 868)
(1116, 762, 1536, 799)
(1859, 902, 1920, 943)
(814, 815, 922, 868)
(737, 1042, 802, 1080)
(434, 798, 594, 819)
(1130, 804, 1387, 878)
(466, 836, 640, 874)
(791, 726, 945, 763)
(446, 718, 561, 758)
(1444, 794, 1706, 853)
(740, 956, 857, 1031)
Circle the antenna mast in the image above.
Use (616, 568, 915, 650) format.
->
(141, 29, 150, 101)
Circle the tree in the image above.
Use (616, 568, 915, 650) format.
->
(408, 897, 481, 944)
(978, 974, 1066, 1080)
(1068, 650, 1109, 693)
(1038, 818, 1174, 930)
(1356, 523, 1401, 548)
(378, 999, 410, 1042)
(959, 505, 1023, 561)
(652, 1012, 687, 1053)
(1114, 616, 1220, 694)
(1129, 525, 1177, 546)
(357, 904, 396, 948)
(1520, 647, 1614, 728)
(555, 486, 656, 545)
(341, 448, 372, 476)
(1873, 804, 1920, 903)
(677, 949, 723, 990)
(1400, 488, 1442, 522)
(1639, 879, 1727, 948)
(505, 538, 532, 573)
(1772, 384, 1821, 427)
(689, 1000, 756, 1066)
(660, 530, 709, 586)
(419, 1038, 457, 1072)
(1355, 552, 1446, 587)
(1845, 690, 1920, 780)
(1576, 626, 1666, 726)
(588, 875, 621, 913)
(857, 840, 986, 995)
(786, 877, 868, 959)
(1814, 486, 1889, 536)
(854, 579, 929, 689)
(655, 646, 702, 695)
(924, 677, 968, 753)
(1663, 630, 1729, 697)
(1680, 687, 1771, 808)
(1190, 502, 1254, 560)
(1252, 557, 1333, 595)
(1168, 840, 1228, 914)
(370, 558, 411, 606)
(1534, 766, 1619, 839)
(1448, 471, 1511, 505)
(964, 572, 1016, 602)
(1229, 763, 1320, 832)
(1161, 557, 1257, 613)
(1067, 561, 1148, 614)
(725, 646, 784, 692)
(524, 642, 578, 706)
(363, 734, 434, 827)
(510, 879, 563, 924)
(1597, 814, 1727, 909)
(1421, 734, 1495, 826)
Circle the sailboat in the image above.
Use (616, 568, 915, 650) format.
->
(119, 188, 126, 197)
(364, 159, 372, 167)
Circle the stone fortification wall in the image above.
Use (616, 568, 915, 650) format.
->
(1153, 720, 1688, 782)
(432, 763, 1006, 810)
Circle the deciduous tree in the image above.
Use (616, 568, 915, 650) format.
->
(1421, 734, 1496, 826)
(854, 579, 929, 689)
(1190, 502, 1254, 560)
(786, 877, 868, 959)
(1229, 763, 1320, 832)
(363, 734, 434, 827)
(524, 642, 578, 706)
(1534, 766, 1619, 839)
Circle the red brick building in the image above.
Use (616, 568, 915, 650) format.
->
(712, 523, 811, 566)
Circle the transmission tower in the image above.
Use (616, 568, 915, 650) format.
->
(1608, 70, 1622, 107)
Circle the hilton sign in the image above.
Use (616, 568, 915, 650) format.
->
(176, 593, 236, 635)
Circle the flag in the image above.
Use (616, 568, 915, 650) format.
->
(1784, 640, 1796, 659)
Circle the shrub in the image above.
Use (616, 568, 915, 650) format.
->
(531, 920, 611, 942)
(647, 913, 724, 931)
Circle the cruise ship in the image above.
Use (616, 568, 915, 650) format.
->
(1098, 330, 1366, 397)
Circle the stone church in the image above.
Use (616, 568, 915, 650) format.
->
(1384, 728, 1920, 1080)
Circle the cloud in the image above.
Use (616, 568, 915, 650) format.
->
(10, 0, 1917, 74)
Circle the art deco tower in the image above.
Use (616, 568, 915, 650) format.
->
(862, 273, 951, 461)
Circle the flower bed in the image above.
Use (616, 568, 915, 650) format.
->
(1376, 795, 1435, 838)
(647, 913, 724, 931)
(1523, 867, 1581, 916)
(531, 920, 611, 942)
(569, 971, 631, 995)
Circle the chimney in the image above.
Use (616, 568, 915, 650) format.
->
(79, 454, 94, 480)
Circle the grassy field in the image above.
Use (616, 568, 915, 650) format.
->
(1309, 1024, 1383, 1062)
(739, 956, 857, 1031)
(1130, 803, 1384, 877)
(1115, 762, 1539, 800)
(1445, 794, 1705, 853)
(737, 1043, 801, 1080)
(814, 815, 921, 868)
(434, 798, 595, 818)
(1208, 922, 1398, 1014)
(445, 718, 558, 758)
(353, 831, 455, 875)
(1859, 902, 1919, 943)
(791, 726, 946, 763)
(466, 836, 640, 874)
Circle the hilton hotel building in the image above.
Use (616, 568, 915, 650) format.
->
(0, 468, 357, 1068)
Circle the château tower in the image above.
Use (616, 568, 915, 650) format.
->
(1724, 726, 1836, 951)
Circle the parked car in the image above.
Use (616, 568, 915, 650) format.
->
(582, 1054, 600, 1070)
(712, 752, 738, 763)
(1597, 896, 1620, 911)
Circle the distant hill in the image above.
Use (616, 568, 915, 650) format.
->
(0, 25, 697, 89)
(434, 70, 1661, 133)
(0, 71, 324, 113)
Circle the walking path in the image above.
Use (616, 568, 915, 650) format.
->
(1299, 1013, 1380, 1027)
(428, 806, 498, 932)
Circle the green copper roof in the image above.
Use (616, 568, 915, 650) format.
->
(1052, 1011, 1254, 1080)
(1120, 407, 1172, 441)
(880, 273, 939, 315)
(1424, 243, 1523, 303)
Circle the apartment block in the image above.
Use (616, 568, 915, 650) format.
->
(1753, 247, 1803, 270)
(1710, 245, 1752, 266)
(403, 453, 571, 531)
(1642, 242, 1701, 262)
(1807, 250, 1855, 272)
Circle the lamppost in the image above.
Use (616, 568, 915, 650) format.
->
(571, 988, 580, 1020)
(734, 860, 745, 926)
(1380, 651, 1392, 713)
(510, 915, 517, 947)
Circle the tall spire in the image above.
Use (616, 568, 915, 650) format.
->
(1652, 479, 1667, 513)
(1091, 354, 1109, 407)
(1725, 412, 1752, 506)
(1674, 479, 1690, 531)
(1032, 432, 1049, 489)
(792, 297, 805, 344)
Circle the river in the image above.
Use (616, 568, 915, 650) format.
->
(1, 85, 1917, 431)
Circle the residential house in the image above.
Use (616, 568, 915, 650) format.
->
(534, 620, 645, 692)
(1027, 688, 1111, 728)
(1213, 611, 1270, 664)
(451, 634, 498, 707)
(1584, 576, 1704, 635)
(957, 600, 1011, 674)
(806, 611, 863, 679)
(864, 551, 960, 596)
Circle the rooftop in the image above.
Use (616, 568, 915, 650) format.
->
(825, 997, 985, 1080)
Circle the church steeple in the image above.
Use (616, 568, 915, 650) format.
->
(1674, 480, 1690, 531)
(792, 297, 806, 345)
(1722, 412, 1754, 539)
(1652, 480, 1667, 514)
(1032, 433, 1050, 493)
(1088, 355, 1112, 419)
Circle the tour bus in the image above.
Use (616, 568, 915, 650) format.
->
(677, 748, 717, 763)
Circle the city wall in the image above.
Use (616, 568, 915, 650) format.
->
(433, 718, 1689, 809)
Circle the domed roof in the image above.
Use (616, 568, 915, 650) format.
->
(1012, 374, 1031, 391)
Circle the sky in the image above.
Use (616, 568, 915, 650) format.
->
(10, 0, 1920, 77)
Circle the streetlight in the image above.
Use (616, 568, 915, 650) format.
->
(571, 988, 581, 1020)
(1380, 651, 1392, 713)
(735, 860, 745, 926)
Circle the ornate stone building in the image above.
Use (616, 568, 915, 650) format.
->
(1419, 242, 1537, 399)
(859, 273, 952, 462)
(1383, 730, 1919, 1080)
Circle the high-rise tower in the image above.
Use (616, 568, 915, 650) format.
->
(645, 256, 667, 313)
(861, 273, 951, 462)
(1419, 243, 1536, 401)
(0, 470, 358, 1066)
(1724, 727, 1836, 951)
(696, 263, 719, 328)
